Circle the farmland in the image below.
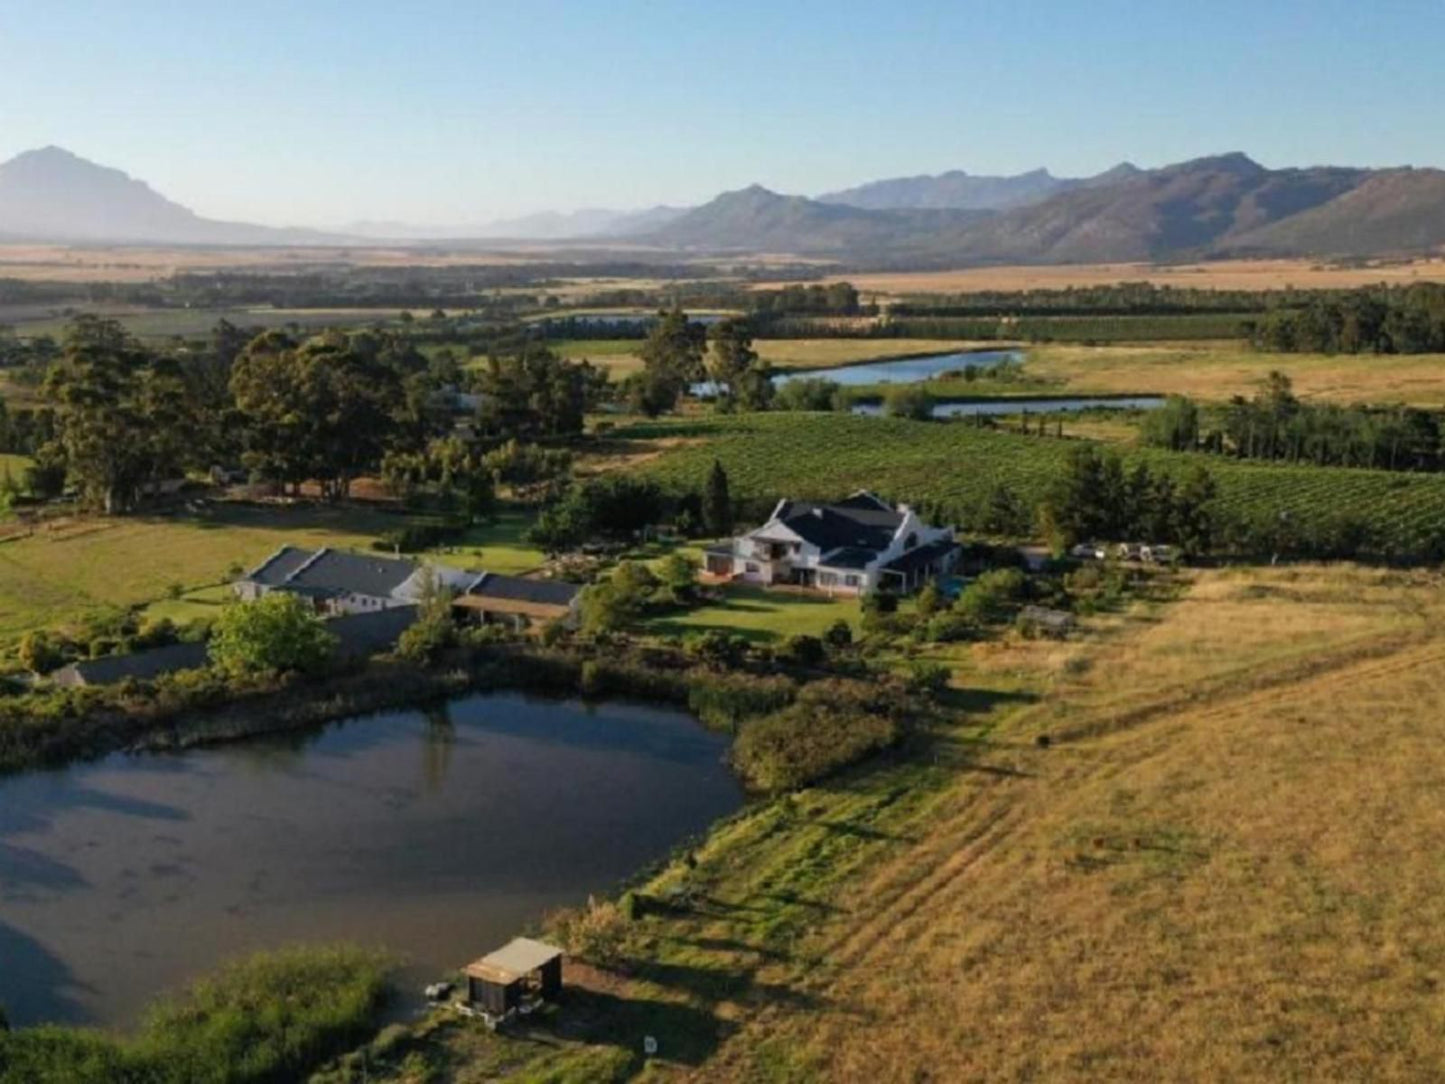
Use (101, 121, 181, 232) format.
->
(793, 256, 1445, 296)
(1024, 342, 1445, 406)
(631, 412, 1445, 554)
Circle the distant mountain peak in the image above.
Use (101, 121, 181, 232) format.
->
(0, 144, 337, 245)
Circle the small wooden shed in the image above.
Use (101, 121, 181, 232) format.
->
(464, 938, 563, 1015)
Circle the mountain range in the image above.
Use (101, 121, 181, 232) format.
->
(4, 145, 1445, 266)
(644, 154, 1445, 264)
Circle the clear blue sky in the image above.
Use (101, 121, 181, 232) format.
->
(1, 0, 1442, 227)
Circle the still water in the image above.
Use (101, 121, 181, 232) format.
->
(774, 348, 1021, 387)
(0, 692, 741, 1028)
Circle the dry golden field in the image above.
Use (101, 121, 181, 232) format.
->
(1027, 342, 1445, 406)
(695, 564, 1445, 1081)
(0, 243, 603, 282)
(793, 257, 1445, 296)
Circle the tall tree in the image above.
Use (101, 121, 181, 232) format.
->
(706, 318, 773, 413)
(43, 316, 185, 513)
(633, 307, 705, 415)
(704, 458, 733, 536)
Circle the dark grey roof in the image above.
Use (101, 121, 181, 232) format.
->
(774, 501, 902, 553)
(57, 641, 209, 686)
(327, 606, 419, 658)
(882, 538, 958, 576)
(467, 573, 580, 607)
(819, 546, 875, 570)
(833, 491, 894, 513)
(285, 549, 419, 598)
(246, 545, 316, 587)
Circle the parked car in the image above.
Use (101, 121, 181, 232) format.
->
(1070, 542, 1108, 560)
(1142, 544, 1176, 564)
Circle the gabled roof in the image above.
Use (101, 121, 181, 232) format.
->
(771, 500, 904, 553)
(244, 547, 421, 599)
(465, 572, 580, 608)
(245, 545, 316, 587)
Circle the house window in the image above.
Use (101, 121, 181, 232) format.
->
(746, 563, 759, 573)
(905, 532, 918, 549)
(845, 575, 860, 587)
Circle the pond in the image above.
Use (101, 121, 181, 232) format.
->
(851, 395, 1166, 418)
(0, 692, 741, 1029)
(774, 348, 1022, 387)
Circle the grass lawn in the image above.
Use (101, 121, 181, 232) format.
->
(645, 583, 860, 644)
(1025, 342, 1445, 406)
(446, 507, 547, 575)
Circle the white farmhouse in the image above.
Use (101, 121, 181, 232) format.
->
(704, 491, 959, 596)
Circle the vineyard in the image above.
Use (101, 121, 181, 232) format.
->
(633, 413, 1445, 557)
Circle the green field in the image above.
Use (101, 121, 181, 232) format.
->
(630, 412, 1445, 551)
(0, 503, 547, 644)
(645, 582, 859, 644)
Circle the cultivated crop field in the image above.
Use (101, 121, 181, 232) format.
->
(632, 412, 1445, 550)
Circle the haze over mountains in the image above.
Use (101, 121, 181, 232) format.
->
(4, 145, 1445, 266)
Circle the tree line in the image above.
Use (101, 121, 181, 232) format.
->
(1245, 283, 1445, 354)
(1141, 373, 1445, 472)
(1, 315, 608, 514)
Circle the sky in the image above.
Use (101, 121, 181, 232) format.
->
(1, 0, 1443, 227)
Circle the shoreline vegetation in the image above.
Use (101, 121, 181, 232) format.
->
(0, 636, 932, 793)
(0, 945, 392, 1084)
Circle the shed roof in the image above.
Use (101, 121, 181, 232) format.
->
(464, 938, 563, 985)
(54, 641, 210, 687)
(465, 572, 579, 608)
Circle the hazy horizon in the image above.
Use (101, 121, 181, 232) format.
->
(2, 0, 1443, 228)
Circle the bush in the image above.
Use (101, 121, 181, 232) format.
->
(733, 679, 902, 791)
(685, 628, 750, 670)
(17, 631, 62, 675)
(782, 633, 826, 668)
(953, 567, 1028, 625)
(553, 896, 630, 968)
(823, 619, 854, 650)
(925, 611, 977, 643)
(688, 670, 795, 730)
(209, 594, 337, 676)
(0, 946, 391, 1084)
(904, 660, 951, 694)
